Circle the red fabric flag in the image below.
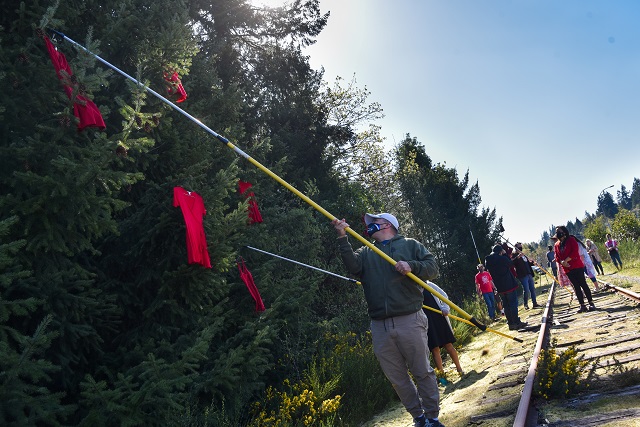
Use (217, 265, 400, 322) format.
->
(238, 180, 263, 224)
(163, 70, 188, 103)
(43, 36, 106, 131)
(237, 258, 266, 312)
(173, 187, 212, 268)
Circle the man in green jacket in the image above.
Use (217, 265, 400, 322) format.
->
(332, 213, 444, 427)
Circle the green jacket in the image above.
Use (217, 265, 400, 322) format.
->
(337, 234, 439, 320)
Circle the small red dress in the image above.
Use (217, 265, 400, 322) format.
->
(173, 187, 211, 268)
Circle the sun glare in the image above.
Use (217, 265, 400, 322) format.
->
(249, 0, 291, 8)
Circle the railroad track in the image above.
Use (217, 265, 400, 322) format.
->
(455, 275, 640, 427)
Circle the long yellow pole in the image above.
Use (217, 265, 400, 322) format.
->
(234, 145, 484, 329)
(55, 29, 486, 332)
(422, 305, 523, 343)
(499, 236, 562, 286)
(248, 244, 517, 341)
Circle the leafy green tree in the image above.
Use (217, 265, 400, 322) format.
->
(583, 216, 608, 245)
(611, 209, 640, 241)
(321, 76, 386, 176)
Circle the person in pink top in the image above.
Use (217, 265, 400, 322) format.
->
(553, 226, 595, 313)
(604, 233, 623, 270)
(475, 264, 498, 320)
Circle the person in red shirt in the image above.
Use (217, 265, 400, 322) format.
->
(475, 264, 498, 320)
(553, 226, 595, 313)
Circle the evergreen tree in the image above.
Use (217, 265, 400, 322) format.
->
(393, 135, 500, 298)
(2, 0, 279, 423)
(82, 0, 335, 423)
(573, 218, 584, 238)
(0, 1, 154, 409)
(629, 178, 640, 210)
(539, 230, 550, 244)
(596, 191, 618, 218)
(0, 216, 73, 425)
(617, 184, 632, 211)
(1, 0, 515, 424)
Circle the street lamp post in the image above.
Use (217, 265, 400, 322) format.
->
(599, 184, 614, 199)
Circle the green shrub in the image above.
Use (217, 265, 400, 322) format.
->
(248, 331, 394, 426)
(320, 332, 396, 425)
(618, 239, 640, 268)
(611, 209, 640, 241)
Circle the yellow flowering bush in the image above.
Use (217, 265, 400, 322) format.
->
(535, 340, 590, 399)
(250, 331, 393, 426)
(250, 364, 342, 426)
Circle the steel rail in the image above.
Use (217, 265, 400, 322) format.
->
(512, 280, 556, 427)
(603, 282, 640, 304)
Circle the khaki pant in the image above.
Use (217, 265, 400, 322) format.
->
(370, 310, 440, 419)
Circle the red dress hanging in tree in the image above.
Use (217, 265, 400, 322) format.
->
(43, 35, 106, 131)
(238, 180, 263, 224)
(237, 258, 266, 312)
(173, 187, 211, 268)
(163, 70, 188, 103)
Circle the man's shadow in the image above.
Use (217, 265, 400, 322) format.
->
(442, 369, 489, 391)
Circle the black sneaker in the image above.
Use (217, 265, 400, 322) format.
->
(427, 419, 446, 427)
(414, 414, 426, 427)
(532, 304, 542, 308)
(509, 322, 527, 331)
(577, 306, 588, 313)
(588, 304, 596, 311)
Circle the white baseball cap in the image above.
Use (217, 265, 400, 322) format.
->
(364, 213, 399, 230)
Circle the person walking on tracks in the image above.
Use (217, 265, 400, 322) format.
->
(332, 213, 445, 427)
(585, 239, 604, 275)
(546, 245, 558, 278)
(553, 226, 596, 313)
(485, 245, 527, 331)
(475, 264, 498, 321)
(511, 243, 541, 309)
(578, 240, 602, 292)
(604, 233, 623, 270)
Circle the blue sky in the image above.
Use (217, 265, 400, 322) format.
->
(300, 0, 640, 245)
